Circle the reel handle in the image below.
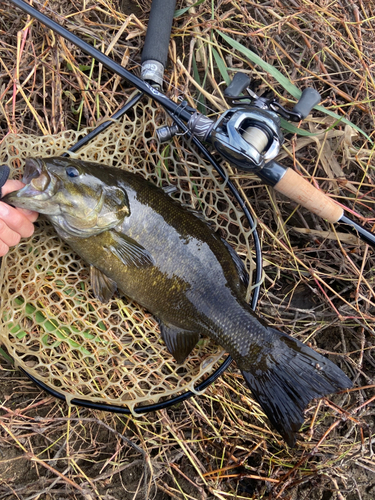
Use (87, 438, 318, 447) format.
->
(292, 88, 321, 119)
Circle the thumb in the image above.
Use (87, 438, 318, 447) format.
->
(1, 179, 26, 197)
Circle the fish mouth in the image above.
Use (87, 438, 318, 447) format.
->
(23, 158, 44, 183)
(2, 157, 57, 211)
(23, 157, 52, 192)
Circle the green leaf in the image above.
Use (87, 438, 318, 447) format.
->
(212, 47, 231, 86)
(66, 62, 91, 72)
(192, 53, 206, 115)
(175, 0, 205, 18)
(8, 296, 106, 354)
(280, 118, 319, 136)
(0, 346, 13, 363)
(217, 30, 301, 98)
(314, 105, 371, 142)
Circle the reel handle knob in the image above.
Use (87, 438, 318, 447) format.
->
(272, 165, 343, 223)
(224, 72, 251, 98)
(292, 88, 321, 119)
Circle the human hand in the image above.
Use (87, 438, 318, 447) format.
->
(0, 179, 38, 257)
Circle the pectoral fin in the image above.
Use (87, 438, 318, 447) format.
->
(109, 231, 154, 268)
(90, 265, 118, 302)
(159, 323, 200, 364)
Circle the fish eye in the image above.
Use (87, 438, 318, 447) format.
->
(66, 166, 80, 178)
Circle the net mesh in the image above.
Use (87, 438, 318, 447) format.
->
(0, 97, 255, 411)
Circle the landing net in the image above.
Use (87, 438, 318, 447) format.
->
(0, 98, 255, 411)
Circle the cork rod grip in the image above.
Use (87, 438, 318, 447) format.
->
(274, 168, 343, 223)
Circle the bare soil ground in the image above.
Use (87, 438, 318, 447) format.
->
(1, 1, 375, 499)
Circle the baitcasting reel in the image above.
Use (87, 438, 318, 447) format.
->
(156, 72, 321, 187)
(11, 0, 374, 243)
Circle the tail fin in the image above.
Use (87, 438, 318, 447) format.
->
(241, 330, 352, 447)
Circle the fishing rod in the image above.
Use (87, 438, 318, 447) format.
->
(9, 0, 375, 248)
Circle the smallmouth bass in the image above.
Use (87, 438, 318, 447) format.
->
(3, 157, 352, 446)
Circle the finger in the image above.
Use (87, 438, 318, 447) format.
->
(0, 202, 35, 238)
(1, 180, 39, 222)
(0, 240, 9, 258)
(0, 219, 21, 248)
(18, 208, 39, 222)
(1, 179, 25, 196)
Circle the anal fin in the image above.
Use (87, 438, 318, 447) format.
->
(159, 323, 200, 364)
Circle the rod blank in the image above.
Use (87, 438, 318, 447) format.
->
(339, 214, 375, 248)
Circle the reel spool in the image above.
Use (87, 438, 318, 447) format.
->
(0, 99, 257, 413)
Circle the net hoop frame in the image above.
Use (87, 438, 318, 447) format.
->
(0, 111, 263, 413)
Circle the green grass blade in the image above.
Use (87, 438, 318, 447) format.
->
(280, 118, 319, 137)
(212, 47, 231, 86)
(0, 346, 13, 363)
(192, 53, 207, 115)
(314, 105, 371, 142)
(175, 0, 205, 18)
(217, 30, 300, 98)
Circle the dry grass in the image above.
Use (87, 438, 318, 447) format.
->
(0, 0, 375, 499)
